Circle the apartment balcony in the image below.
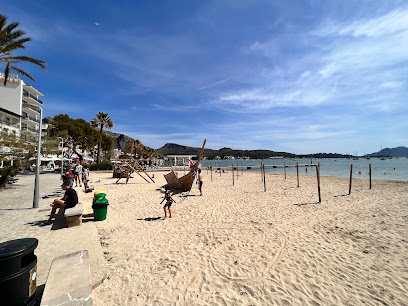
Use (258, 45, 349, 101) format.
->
(23, 90, 43, 106)
(21, 126, 38, 134)
(22, 102, 40, 115)
(21, 113, 39, 125)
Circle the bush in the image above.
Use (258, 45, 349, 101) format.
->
(88, 162, 113, 171)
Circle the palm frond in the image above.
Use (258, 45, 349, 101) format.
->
(9, 64, 36, 81)
(5, 22, 20, 34)
(5, 56, 47, 70)
(1, 38, 31, 53)
(0, 33, 30, 48)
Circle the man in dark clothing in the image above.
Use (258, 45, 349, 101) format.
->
(46, 181, 78, 224)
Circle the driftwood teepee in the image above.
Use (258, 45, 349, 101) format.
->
(114, 145, 155, 184)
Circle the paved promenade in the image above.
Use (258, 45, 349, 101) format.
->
(0, 172, 106, 291)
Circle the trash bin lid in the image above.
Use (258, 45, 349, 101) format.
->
(0, 238, 38, 260)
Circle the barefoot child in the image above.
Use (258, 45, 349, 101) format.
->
(160, 190, 176, 218)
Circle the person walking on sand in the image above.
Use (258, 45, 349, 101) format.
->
(197, 168, 203, 196)
(45, 181, 78, 224)
(160, 190, 176, 218)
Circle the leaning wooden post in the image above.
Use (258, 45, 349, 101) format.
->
(348, 164, 353, 195)
(369, 164, 372, 189)
(232, 166, 235, 186)
(296, 162, 299, 187)
(316, 164, 321, 202)
(211, 163, 213, 182)
(263, 165, 266, 192)
(284, 162, 286, 180)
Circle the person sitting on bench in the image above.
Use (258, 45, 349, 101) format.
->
(46, 181, 78, 224)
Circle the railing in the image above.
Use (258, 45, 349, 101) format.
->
(22, 102, 41, 113)
(23, 91, 43, 104)
(22, 113, 39, 123)
(0, 73, 19, 79)
(22, 126, 37, 133)
(1, 119, 20, 128)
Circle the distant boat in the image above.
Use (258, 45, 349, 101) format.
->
(380, 157, 386, 160)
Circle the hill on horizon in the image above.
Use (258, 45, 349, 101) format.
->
(367, 146, 408, 157)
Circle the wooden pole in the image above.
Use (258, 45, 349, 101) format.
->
(211, 163, 213, 182)
(261, 162, 263, 182)
(316, 164, 321, 202)
(369, 164, 372, 189)
(296, 162, 299, 187)
(232, 166, 235, 186)
(348, 164, 353, 195)
(236, 162, 239, 180)
(284, 162, 286, 180)
(263, 165, 266, 192)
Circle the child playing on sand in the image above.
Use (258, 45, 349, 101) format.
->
(160, 190, 176, 218)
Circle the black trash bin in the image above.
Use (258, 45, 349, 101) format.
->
(0, 238, 38, 306)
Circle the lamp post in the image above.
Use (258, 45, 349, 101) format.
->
(60, 137, 64, 180)
(32, 105, 43, 208)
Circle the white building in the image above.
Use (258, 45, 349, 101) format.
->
(0, 73, 44, 143)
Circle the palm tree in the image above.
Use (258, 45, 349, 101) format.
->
(0, 14, 47, 85)
(90, 112, 114, 163)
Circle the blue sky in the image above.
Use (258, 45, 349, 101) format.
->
(3, 0, 408, 154)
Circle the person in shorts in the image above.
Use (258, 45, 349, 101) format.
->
(160, 190, 176, 218)
(197, 168, 203, 196)
(46, 181, 79, 224)
(73, 162, 83, 187)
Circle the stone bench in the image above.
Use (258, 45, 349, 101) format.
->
(64, 203, 84, 228)
(40, 250, 93, 306)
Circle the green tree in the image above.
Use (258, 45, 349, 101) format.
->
(90, 112, 114, 163)
(0, 14, 47, 85)
(0, 133, 35, 188)
(49, 114, 99, 161)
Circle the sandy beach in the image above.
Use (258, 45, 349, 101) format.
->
(1, 170, 407, 305)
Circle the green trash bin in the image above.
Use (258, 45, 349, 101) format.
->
(92, 190, 109, 221)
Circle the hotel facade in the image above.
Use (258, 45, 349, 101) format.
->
(0, 73, 44, 143)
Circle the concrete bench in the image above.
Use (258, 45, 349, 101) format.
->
(64, 203, 84, 228)
(40, 250, 93, 306)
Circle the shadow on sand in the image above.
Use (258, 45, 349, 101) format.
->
(293, 202, 320, 206)
(136, 217, 163, 222)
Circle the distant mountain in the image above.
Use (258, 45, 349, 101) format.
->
(104, 131, 155, 156)
(157, 143, 297, 159)
(367, 146, 408, 157)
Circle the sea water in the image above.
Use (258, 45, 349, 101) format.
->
(200, 158, 408, 181)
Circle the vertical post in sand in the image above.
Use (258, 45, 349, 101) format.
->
(349, 164, 353, 195)
(316, 164, 321, 203)
(261, 162, 263, 182)
(236, 162, 239, 180)
(211, 163, 213, 182)
(232, 166, 235, 186)
(369, 164, 372, 189)
(284, 162, 286, 180)
(296, 163, 299, 187)
(263, 165, 266, 192)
